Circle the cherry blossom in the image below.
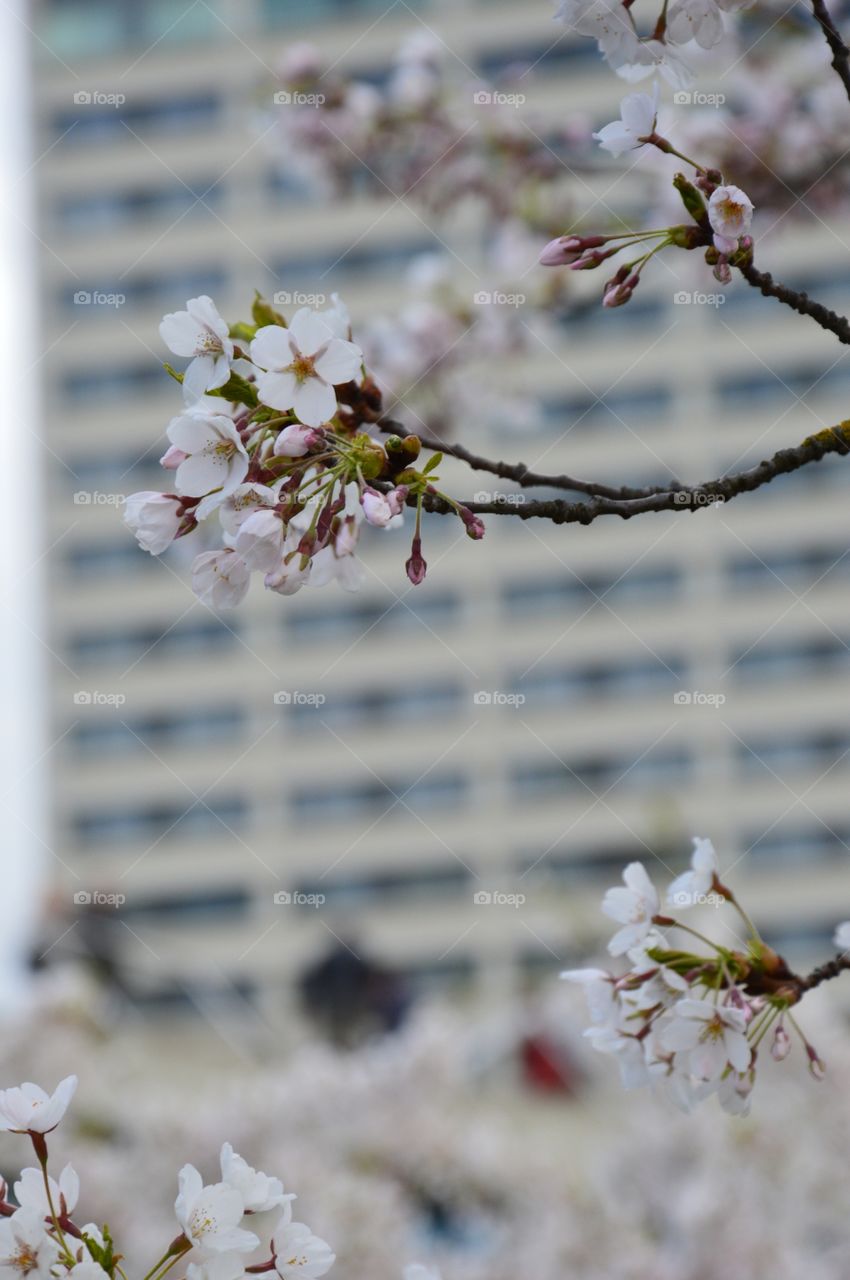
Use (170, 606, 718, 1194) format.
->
(167, 410, 249, 500)
(834, 921, 850, 951)
(218, 1144, 291, 1215)
(667, 0, 724, 48)
(250, 310, 362, 428)
(666, 836, 719, 907)
(593, 84, 659, 156)
(123, 493, 184, 555)
(0, 1209, 61, 1280)
(270, 1206, 335, 1280)
(708, 184, 754, 253)
(601, 861, 660, 955)
(160, 296, 235, 403)
(174, 1165, 260, 1256)
(663, 999, 752, 1080)
(0, 1078, 77, 1135)
(14, 1165, 79, 1217)
(191, 550, 252, 610)
(186, 1257, 246, 1280)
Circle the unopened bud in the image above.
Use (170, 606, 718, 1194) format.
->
(160, 445, 187, 470)
(406, 536, 427, 585)
(771, 1024, 791, 1061)
(806, 1043, 826, 1080)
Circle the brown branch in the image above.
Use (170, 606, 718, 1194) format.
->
(739, 261, 850, 345)
(811, 0, 850, 103)
(377, 418, 679, 500)
(800, 953, 850, 992)
(402, 420, 850, 525)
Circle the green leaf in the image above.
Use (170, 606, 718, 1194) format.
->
(252, 291, 287, 329)
(163, 363, 184, 385)
(422, 452, 443, 474)
(209, 372, 259, 408)
(229, 321, 256, 343)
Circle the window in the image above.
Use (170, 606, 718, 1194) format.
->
(69, 618, 235, 666)
(55, 182, 222, 233)
(71, 709, 244, 753)
(297, 863, 469, 907)
(284, 590, 459, 641)
(73, 797, 247, 846)
(287, 681, 464, 728)
(291, 773, 468, 820)
(52, 92, 221, 144)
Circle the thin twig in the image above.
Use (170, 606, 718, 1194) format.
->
(811, 0, 850, 103)
(397, 420, 850, 524)
(739, 261, 850, 345)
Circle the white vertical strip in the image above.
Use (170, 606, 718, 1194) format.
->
(0, 0, 44, 1008)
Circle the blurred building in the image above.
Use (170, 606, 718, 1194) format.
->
(32, 0, 850, 1023)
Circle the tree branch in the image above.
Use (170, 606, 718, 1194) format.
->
(800, 953, 850, 991)
(739, 261, 850, 345)
(810, 0, 850, 103)
(377, 419, 678, 500)
(402, 420, 850, 524)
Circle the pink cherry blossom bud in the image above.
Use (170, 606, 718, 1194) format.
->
(713, 232, 738, 255)
(159, 445, 187, 470)
(361, 491, 395, 527)
(386, 485, 408, 517)
(458, 505, 486, 539)
(806, 1044, 826, 1080)
(713, 258, 732, 285)
(406, 536, 427, 585)
(539, 235, 586, 266)
(771, 1024, 791, 1061)
(273, 424, 323, 458)
(570, 247, 618, 271)
(603, 281, 633, 308)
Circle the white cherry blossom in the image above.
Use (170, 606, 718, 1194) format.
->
(123, 493, 183, 555)
(14, 1164, 79, 1216)
(0, 1078, 77, 1135)
(174, 1164, 259, 1256)
(708, 184, 754, 253)
(0, 1209, 60, 1280)
(271, 1205, 335, 1280)
(601, 862, 660, 955)
(667, 0, 724, 48)
(186, 1256, 247, 1280)
(662, 999, 751, 1081)
(667, 836, 719, 907)
(160, 296, 234, 402)
(191, 549, 252, 609)
(834, 921, 850, 951)
(219, 1144, 291, 1214)
(593, 84, 659, 156)
(250, 309, 363, 428)
(167, 410, 249, 499)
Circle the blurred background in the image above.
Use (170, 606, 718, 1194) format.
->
(4, 0, 850, 1274)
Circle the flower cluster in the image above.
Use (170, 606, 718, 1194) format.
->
(540, 87, 754, 304)
(123, 295, 485, 606)
(554, 0, 753, 86)
(0, 1075, 336, 1280)
(562, 838, 843, 1115)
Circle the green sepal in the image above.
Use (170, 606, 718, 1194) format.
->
(252, 291, 287, 328)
